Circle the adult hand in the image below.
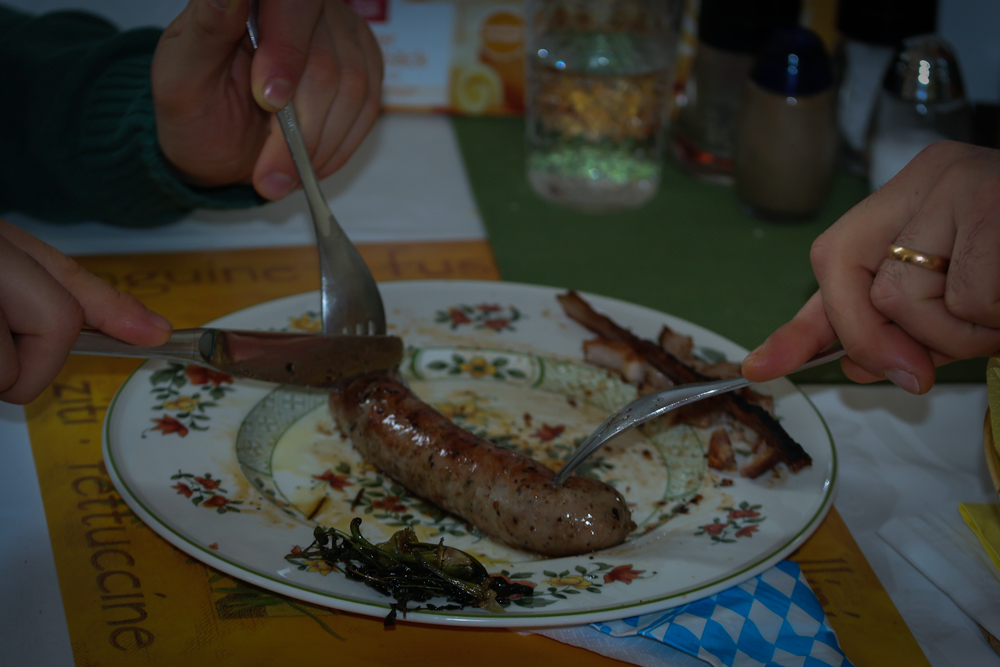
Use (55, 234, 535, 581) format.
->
(152, 0, 383, 200)
(742, 141, 1000, 394)
(0, 220, 173, 404)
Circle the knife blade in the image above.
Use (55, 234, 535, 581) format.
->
(72, 329, 403, 388)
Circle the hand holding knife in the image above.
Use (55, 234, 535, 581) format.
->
(72, 329, 403, 388)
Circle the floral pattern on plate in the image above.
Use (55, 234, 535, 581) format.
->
(143, 363, 236, 438)
(435, 303, 523, 331)
(171, 471, 244, 514)
(103, 280, 836, 628)
(696, 501, 767, 544)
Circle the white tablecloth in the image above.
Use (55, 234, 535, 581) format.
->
(6, 113, 487, 256)
(1, 111, 996, 665)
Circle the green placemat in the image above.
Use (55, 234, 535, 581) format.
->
(452, 116, 986, 384)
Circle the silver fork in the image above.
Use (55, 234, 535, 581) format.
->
(246, 0, 385, 335)
(551, 346, 847, 486)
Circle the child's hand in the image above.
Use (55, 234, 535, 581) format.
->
(152, 0, 383, 200)
(0, 220, 172, 404)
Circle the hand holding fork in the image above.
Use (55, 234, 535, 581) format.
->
(246, 0, 386, 336)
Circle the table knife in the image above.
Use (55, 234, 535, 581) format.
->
(71, 329, 403, 388)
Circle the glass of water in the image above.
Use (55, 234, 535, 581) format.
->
(525, 0, 681, 212)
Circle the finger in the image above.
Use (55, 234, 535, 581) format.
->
(0, 235, 83, 404)
(946, 153, 1000, 328)
(741, 293, 887, 385)
(838, 355, 895, 385)
(0, 310, 19, 399)
(284, 20, 344, 170)
(819, 265, 936, 393)
(872, 178, 957, 349)
(0, 222, 173, 348)
(251, 0, 324, 112)
(252, 5, 376, 197)
(741, 288, 931, 389)
(316, 16, 384, 178)
(742, 292, 839, 382)
(155, 0, 251, 112)
(308, 8, 377, 174)
(835, 141, 976, 267)
(253, 114, 300, 200)
(811, 226, 936, 393)
(873, 174, 1000, 360)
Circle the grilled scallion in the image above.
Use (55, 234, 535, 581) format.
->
(287, 518, 533, 626)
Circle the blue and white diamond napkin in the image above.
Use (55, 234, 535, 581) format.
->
(534, 561, 853, 667)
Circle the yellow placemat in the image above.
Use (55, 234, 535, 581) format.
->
(23, 241, 927, 665)
(967, 358, 1000, 568)
(959, 504, 1000, 571)
(988, 358, 1000, 464)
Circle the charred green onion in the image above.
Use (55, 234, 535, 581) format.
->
(286, 518, 533, 626)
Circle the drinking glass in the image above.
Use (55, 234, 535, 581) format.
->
(525, 0, 681, 212)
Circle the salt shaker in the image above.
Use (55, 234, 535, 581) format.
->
(868, 35, 973, 191)
(834, 0, 937, 175)
(733, 26, 837, 220)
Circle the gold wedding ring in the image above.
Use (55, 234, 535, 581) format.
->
(887, 245, 950, 273)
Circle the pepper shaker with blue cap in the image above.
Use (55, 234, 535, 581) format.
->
(733, 25, 837, 221)
(671, 0, 801, 185)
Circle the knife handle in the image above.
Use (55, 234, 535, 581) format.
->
(72, 329, 211, 365)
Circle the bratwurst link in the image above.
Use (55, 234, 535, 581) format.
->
(329, 372, 635, 557)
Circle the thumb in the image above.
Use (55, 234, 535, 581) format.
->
(250, 0, 324, 112)
(741, 292, 838, 383)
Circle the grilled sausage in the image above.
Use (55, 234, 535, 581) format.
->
(329, 372, 635, 557)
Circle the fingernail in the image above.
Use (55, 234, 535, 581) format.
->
(885, 369, 920, 394)
(147, 309, 173, 333)
(207, 0, 227, 10)
(263, 79, 293, 111)
(259, 172, 296, 200)
(743, 340, 768, 365)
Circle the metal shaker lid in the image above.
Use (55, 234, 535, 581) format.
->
(882, 34, 967, 103)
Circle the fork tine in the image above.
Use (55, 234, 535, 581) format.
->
(551, 345, 847, 486)
(552, 377, 750, 486)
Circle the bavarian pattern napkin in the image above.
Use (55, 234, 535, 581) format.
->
(591, 561, 853, 667)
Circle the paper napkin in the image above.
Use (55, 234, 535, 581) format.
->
(879, 510, 1000, 643)
(534, 561, 853, 667)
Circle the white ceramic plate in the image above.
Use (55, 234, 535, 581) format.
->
(103, 280, 836, 628)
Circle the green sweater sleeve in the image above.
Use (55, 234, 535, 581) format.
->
(0, 6, 262, 227)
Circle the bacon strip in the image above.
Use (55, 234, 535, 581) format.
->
(707, 428, 737, 471)
(557, 291, 811, 476)
(659, 326, 774, 415)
